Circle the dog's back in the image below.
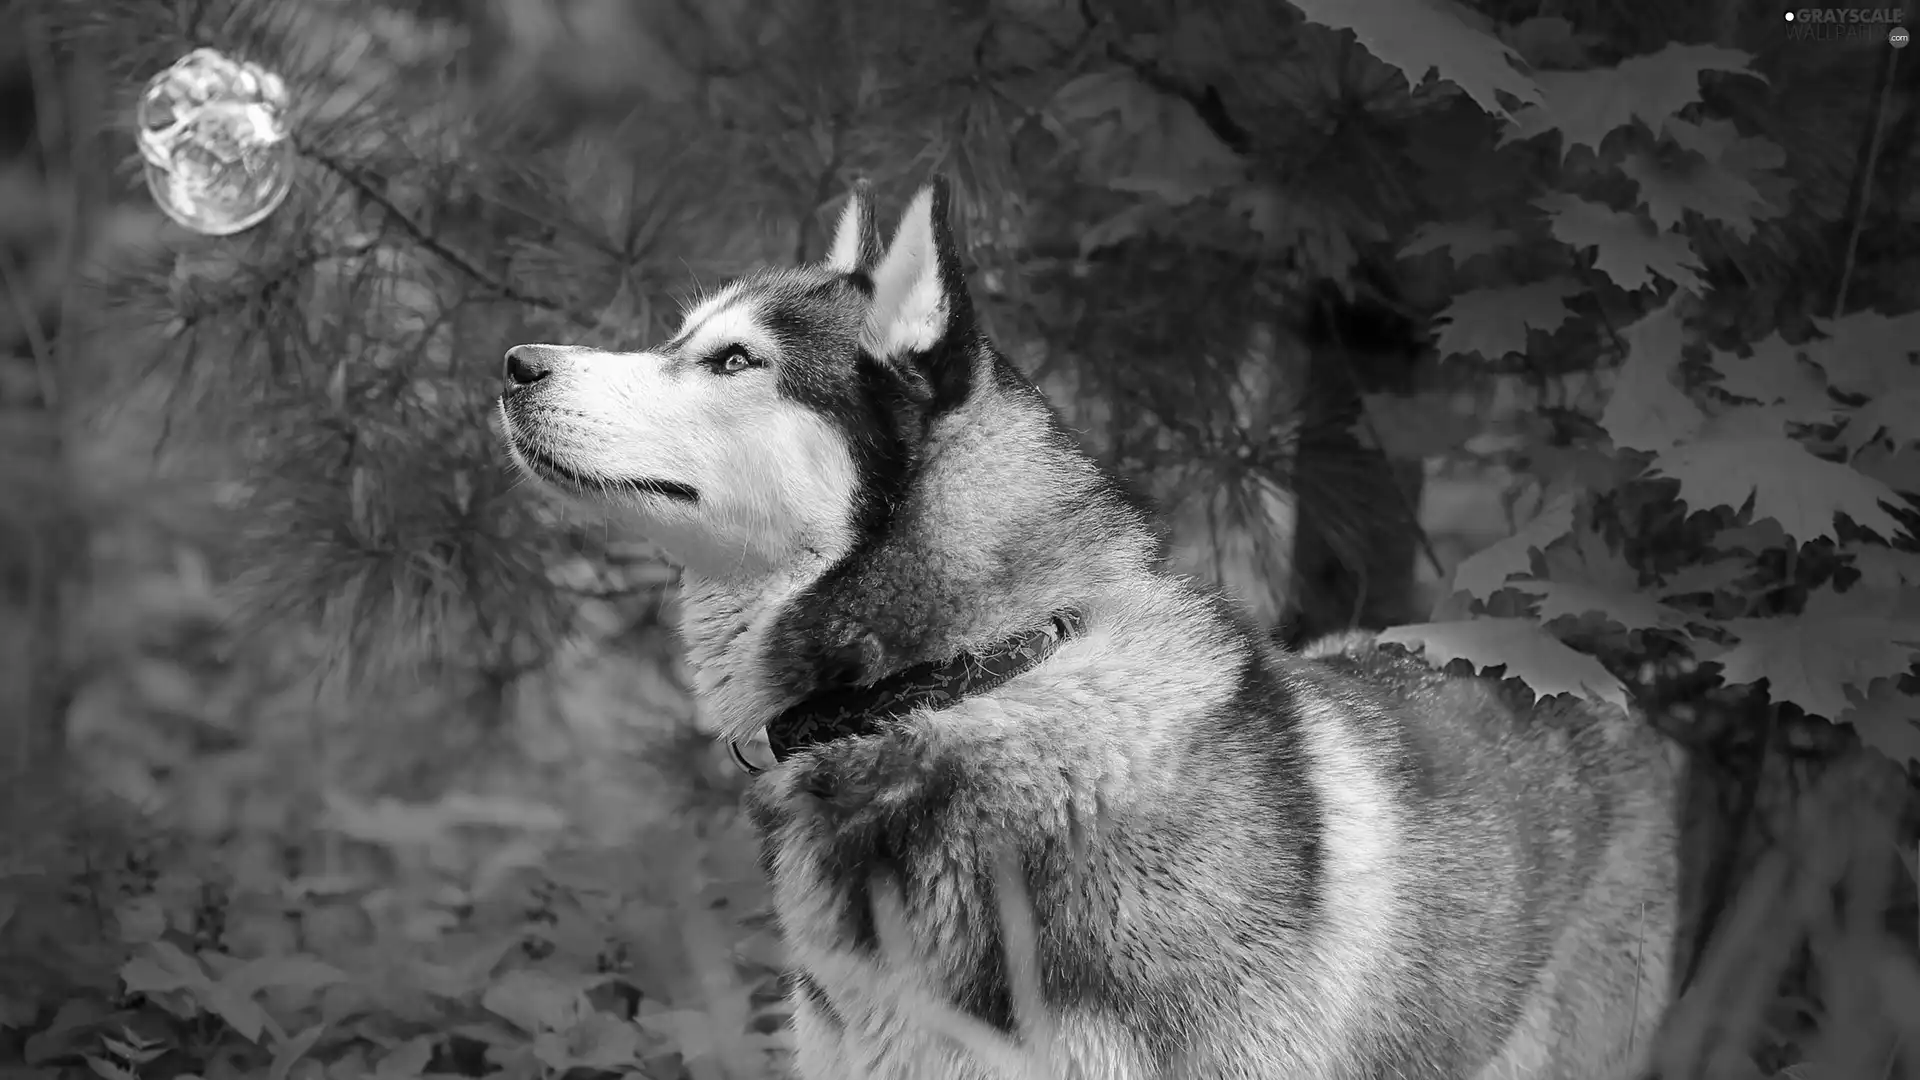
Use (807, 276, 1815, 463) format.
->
(1294, 631, 1680, 1078)
(750, 589, 1680, 1080)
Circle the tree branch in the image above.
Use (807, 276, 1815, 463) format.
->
(301, 142, 599, 325)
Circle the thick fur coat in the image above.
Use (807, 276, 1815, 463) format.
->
(498, 179, 1683, 1079)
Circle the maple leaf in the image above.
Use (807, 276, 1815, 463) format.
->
(1528, 443, 1636, 495)
(1618, 151, 1777, 240)
(1288, 0, 1543, 119)
(1839, 385, 1920, 455)
(1512, 533, 1682, 631)
(1656, 556, 1754, 599)
(1451, 493, 1578, 600)
(1503, 44, 1763, 158)
(1666, 117, 1788, 173)
(1706, 404, 1797, 441)
(1499, 15, 1595, 68)
(1713, 588, 1920, 720)
(1534, 528, 1621, 582)
(1710, 517, 1790, 553)
(1399, 220, 1517, 264)
(1805, 309, 1920, 396)
(1842, 583, 1920, 620)
(1599, 301, 1704, 453)
(1534, 194, 1704, 292)
(1512, 577, 1680, 632)
(1432, 278, 1579, 362)
(1707, 333, 1830, 418)
(1648, 430, 1908, 545)
(1379, 616, 1630, 711)
(1845, 544, 1920, 591)
(1836, 678, 1920, 765)
(1852, 443, 1920, 496)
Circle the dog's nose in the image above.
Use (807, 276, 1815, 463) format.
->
(503, 344, 556, 387)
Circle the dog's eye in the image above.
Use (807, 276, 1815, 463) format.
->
(709, 345, 757, 374)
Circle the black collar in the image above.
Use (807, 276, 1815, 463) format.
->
(729, 612, 1083, 775)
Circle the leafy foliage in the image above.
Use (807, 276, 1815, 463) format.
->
(1304, 4, 1920, 770)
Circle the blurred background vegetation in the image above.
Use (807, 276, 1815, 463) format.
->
(1, 0, 1917, 1077)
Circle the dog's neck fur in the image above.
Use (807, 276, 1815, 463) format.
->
(679, 351, 1161, 742)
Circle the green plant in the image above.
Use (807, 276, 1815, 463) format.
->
(4, 0, 1917, 1077)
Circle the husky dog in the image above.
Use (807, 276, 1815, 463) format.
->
(497, 179, 1683, 1079)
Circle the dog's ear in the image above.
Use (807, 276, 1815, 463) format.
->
(822, 180, 882, 280)
(864, 177, 980, 407)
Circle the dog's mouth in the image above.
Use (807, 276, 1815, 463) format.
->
(513, 440, 700, 504)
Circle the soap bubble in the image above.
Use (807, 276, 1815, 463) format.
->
(137, 48, 294, 236)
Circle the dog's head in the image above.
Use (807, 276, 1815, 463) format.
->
(497, 180, 986, 580)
